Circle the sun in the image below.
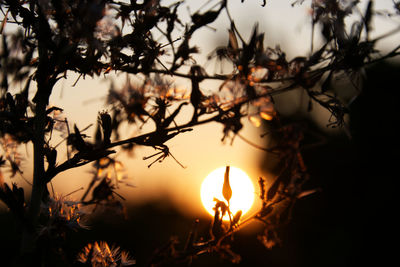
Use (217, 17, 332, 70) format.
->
(200, 166, 255, 221)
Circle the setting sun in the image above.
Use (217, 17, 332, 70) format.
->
(200, 166, 255, 221)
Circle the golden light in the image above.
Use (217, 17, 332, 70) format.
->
(200, 166, 255, 221)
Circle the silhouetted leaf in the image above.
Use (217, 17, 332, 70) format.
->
(223, 166, 232, 203)
(228, 28, 239, 51)
(44, 147, 57, 171)
(321, 70, 333, 93)
(267, 175, 280, 201)
(258, 176, 266, 201)
(297, 188, 321, 199)
(0, 9, 8, 34)
(70, 125, 88, 152)
(99, 112, 112, 146)
(187, 1, 226, 36)
(364, 1, 373, 37)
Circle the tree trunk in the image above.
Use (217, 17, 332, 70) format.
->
(19, 10, 53, 261)
(18, 87, 48, 262)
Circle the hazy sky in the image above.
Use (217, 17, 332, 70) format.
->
(45, 0, 309, 218)
(3, 0, 400, 219)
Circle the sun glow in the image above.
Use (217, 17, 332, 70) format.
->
(200, 166, 255, 221)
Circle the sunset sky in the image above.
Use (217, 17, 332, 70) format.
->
(3, 0, 399, 220)
(44, 0, 313, 219)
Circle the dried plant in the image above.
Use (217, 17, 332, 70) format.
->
(0, 0, 399, 266)
(77, 241, 136, 267)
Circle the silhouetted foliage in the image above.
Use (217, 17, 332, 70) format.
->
(1, 0, 399, 266)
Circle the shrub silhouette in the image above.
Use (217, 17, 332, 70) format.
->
(1, 0, 399, 266)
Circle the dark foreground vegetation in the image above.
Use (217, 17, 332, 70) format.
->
(1, 0, 399, 266)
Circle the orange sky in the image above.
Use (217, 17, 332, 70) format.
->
(2, 0, 400, 219)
